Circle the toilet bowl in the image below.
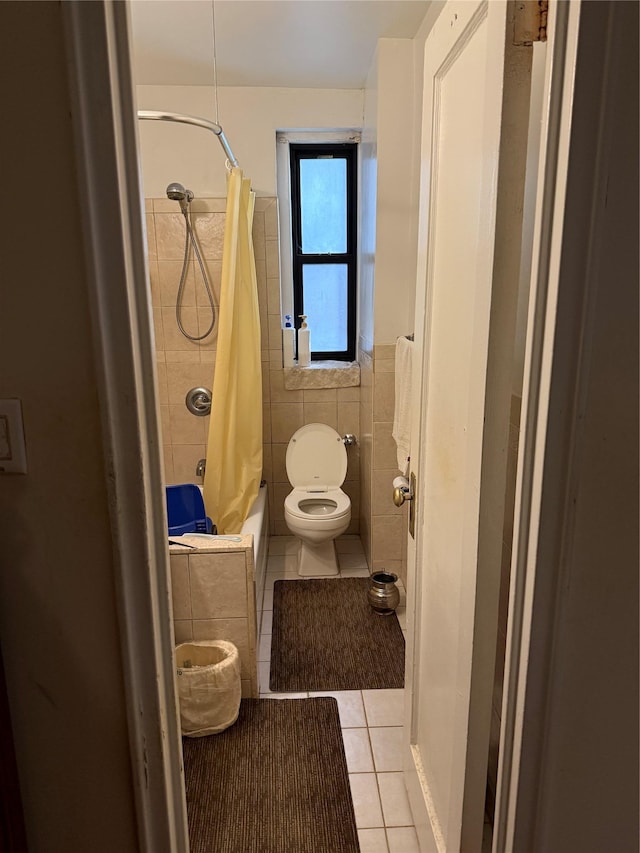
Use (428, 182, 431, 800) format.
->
(283, 423, 352, 576)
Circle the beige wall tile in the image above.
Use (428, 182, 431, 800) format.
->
(264, 200, 279, 240)
(346, 445, 360, 482)
(268, 314, 282, 351)
(197, 260, 222, 306)
(271, 402, 303, 443)
(159, 404, 172, 445)
(173, 620, 193, 644)
(372, 469, 402, 516)
(274, 520, 290, 536)
(158, 259, 195, 306)
(148, 258, 160, 306)
(337, 386, 361, 402)
(190, 198, 227, 214)
(303, 388, 337, 402)
(267, 277, 281, 316)
(272, 443, 288, 483)
(371, 559, 403, 576)
(262, 444, 273, 483)
(271, 482, 291, 523)
(197, 306, 218, 346)
(152, 306, 164, 351)
(162, 306, 201, 352)
(191, 618, 252, 677)
(189, 552, 248, 619)
(373, 372, 395, 422)
(166, 362, 213, 406)
(374, 344, 396, 360)
(155, 213, 186, 260)
(193, 212, 225, 259)
(144, 198, 153, 213)
(373, 422, 398, 470)
(338, 401, 360, 436)
(371, 515, 404, 563)
(155, 361, 168, 405)
(172, 444, 206, 483)
(270, 369, 302, 403)
(162, 445, 174, 485)
(262, 404, 272, 443)
(303, 401, 338, 430)
(169, 406, 206, 444)
(165, 350, 201, 364)
(170, 555, 191, 620)
(145, 213, 157, 257)
(375, 358, 395, 373)
(265, 239, 280, 278)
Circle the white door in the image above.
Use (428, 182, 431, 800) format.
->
(403, 2, 533, 850)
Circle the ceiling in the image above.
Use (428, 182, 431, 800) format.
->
(129, 0, 430, 89)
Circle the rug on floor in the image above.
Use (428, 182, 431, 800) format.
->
(183, 697, 359, 853)
(270, 577, 405, 692)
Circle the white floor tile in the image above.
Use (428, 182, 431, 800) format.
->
(349, 773, 384, 829)
(258, 633, 271, 662)
(358, 828, 389, 852)
(308, 690, 366, 727)
(377, 772, 414, 827)
(338, 552, 369, 570)
(258, 661, 271, 693)
(362, 689, 405, 727)
(387, 826, 420, 852)
(260, 610, 273, 634)
(264, 571, 299, 591)
(266, 554, 298, 572)
(336, 535, 365, 554)
(342, 728, 375, 773)
(267, 536, 297, 556)
(262, 589, 273, 610)
(340, 567, 372, 578)
(259, 692, 308, 700)
(369, 727, 403, 772)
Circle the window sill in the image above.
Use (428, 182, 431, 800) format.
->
(283, 360, 360, 390)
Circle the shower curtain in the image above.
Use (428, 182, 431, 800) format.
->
(202, 168, 262, 533)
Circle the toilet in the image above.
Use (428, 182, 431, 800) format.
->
(284, 423, 352, 576)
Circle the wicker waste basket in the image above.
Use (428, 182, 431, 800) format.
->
(175, 641, 241, 737)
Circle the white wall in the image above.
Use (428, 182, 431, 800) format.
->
(136, 84, 364, 197)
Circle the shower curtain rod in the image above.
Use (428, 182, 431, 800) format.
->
(137, 110, 239, 168)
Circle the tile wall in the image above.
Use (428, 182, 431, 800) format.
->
(359, 343, 408, 585)
(145, 196, 360, 536)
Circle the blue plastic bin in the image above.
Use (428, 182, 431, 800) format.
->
(166, 484, 214, 536)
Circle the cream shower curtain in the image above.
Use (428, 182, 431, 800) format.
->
(202, 168, 262, 533)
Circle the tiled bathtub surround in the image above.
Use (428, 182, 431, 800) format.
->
(169, 536, 258, 698)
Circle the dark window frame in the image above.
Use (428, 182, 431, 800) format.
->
(289, 142, 358, 361)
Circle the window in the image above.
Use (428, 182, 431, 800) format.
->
(289, 143, 357, 361)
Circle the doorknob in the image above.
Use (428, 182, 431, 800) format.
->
(392, 475, 413, 507)
(392, 473, 417, 538)
(393, 485, 413, 507)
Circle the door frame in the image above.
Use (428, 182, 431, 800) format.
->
(62, 3, 189, 851)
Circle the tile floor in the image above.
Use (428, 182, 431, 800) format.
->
(258, 535, 418, 853)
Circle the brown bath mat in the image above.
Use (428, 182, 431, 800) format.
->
(182, 697, 359, 853)
(270, 578, 405, 692)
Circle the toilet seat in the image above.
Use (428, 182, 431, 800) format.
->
(284, 487, 350, 520)
(286, 423, 347, 490)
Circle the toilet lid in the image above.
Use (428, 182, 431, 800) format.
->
(286, 423, 347, 488)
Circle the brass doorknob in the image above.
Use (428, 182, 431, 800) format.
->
(393, 486, 413, 507)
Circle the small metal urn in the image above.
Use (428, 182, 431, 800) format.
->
(368, 571, 400, 616)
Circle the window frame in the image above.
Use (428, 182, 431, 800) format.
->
(289, 142, 358, 361)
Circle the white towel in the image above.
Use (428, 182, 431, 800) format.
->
(392, 336, 414, 474)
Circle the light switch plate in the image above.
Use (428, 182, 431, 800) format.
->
(0, 399, 27, 474)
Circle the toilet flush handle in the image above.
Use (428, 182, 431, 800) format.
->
(342, 434, 357, 446)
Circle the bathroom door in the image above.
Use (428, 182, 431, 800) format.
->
(403, 1, 534, 849)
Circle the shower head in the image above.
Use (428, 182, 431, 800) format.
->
(166, 182, 194, 211)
